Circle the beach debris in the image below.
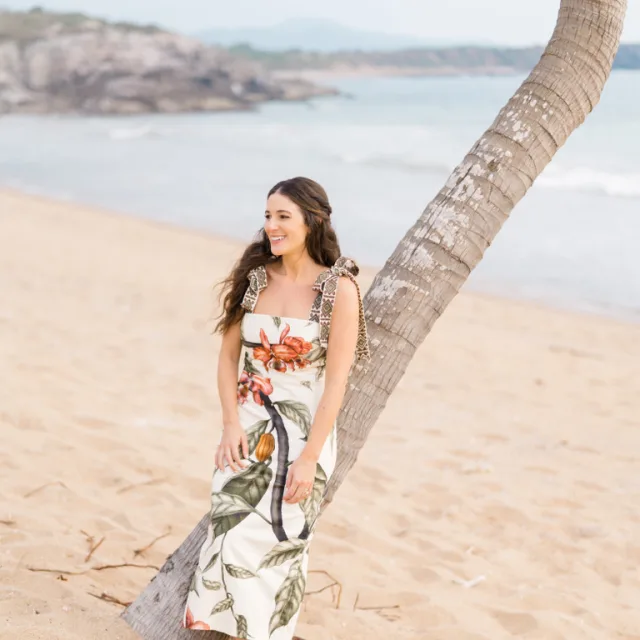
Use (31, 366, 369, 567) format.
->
(306, 569, 342, 608)
(452, 574, 486, 589)
(133, 528, 172, 557)
(88, 591, 132, 608)
(23, 480, 69, 498)
(353, 592, 400, 613)
(27, 562, 160, 576)
(89, 562, 161, 572)
(80, 531, 106, 563)
(116, 476, 168, 494)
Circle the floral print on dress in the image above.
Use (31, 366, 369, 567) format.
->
(184, 606, 211, 630)
(237, 371, 274, 406)
(254, 324, 313, 372)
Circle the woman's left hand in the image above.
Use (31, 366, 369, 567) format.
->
(284, 454, 316, 504)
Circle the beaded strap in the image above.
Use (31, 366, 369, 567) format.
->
(240, 264, 268, 312)
(312, 257, 371, 362)
(241, 258, 371, 362)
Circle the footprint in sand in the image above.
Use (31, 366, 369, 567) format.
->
(358, 465, 395, 484)
(480, 433, 510, 443)
(574, 480, 607, 492)
(524, 465, 557, 476)
(492, 610, 539, 635)
(170, 403, 202, 418)
(481, 503, 532, 527)
(74, 415, 118, 430)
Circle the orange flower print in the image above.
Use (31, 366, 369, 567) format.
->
(253, 324, 313, 372)
(184, 606, 211, 630)
(237, 371, 274, 405)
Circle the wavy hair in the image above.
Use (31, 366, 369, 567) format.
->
(213, 177, 341, 334)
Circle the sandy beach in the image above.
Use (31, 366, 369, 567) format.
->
(1, 188, 639, 640)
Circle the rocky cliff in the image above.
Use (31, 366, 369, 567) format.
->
(0, 9, 336, 115)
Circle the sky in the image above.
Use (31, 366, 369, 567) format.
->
(2, 0, 639, 45)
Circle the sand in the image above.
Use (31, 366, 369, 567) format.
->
(1, 188, 639, 640)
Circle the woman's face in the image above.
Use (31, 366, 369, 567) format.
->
(264, 191, 308, 257)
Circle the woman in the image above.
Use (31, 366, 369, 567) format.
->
(183, 176, 371, 639)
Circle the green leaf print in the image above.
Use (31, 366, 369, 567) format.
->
(305, 340, 326, 364)
(211, 596, 234, 615)
(299, 464, 327, 529)
(210, 492, 256, 521)
(246, 419, 270, 455)
(224, 563, 256, 579)
(273, 400, 311, 437)
(273, 316, 282, 330)
(211, 462, 273, 538)
(189, 570, 200, 597)
(202, 578, 222, 590)
(202, 550, 220, 572)
(236, 614, 248, 639)
(258, 538, 307, 571)
(268, 557, 306, 635)
(300, 380, 312, 391)
(243, 350, 260, 376)
(222, 461, 272, 507)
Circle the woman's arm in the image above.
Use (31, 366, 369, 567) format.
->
(284, 276, 360, 503)
(215, 319, 249, 472)
(303, 276, 359, 461)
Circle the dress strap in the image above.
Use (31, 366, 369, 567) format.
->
(241, 265, 268, 312)
(312, 257, 371, 361)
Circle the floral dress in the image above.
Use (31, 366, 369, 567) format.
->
(183, 257, 370, 640)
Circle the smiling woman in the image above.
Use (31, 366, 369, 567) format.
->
(181, 176, 370, 639)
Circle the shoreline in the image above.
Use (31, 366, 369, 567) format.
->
(2, 185, 638, 329)
(2, 187, 639, 639)
(272, 65, 524, 82)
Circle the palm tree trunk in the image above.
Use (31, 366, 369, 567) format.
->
(121, 1, 627, 637)
(325, 0, 627, 506)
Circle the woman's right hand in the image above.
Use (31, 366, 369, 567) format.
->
(215, 421, 249, 472)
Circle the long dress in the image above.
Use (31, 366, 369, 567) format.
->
(183, 256, 370, 640)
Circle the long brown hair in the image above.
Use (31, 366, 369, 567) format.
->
(214, 177, 342, 334)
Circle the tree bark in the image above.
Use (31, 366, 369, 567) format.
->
(325, 0, 627, 507)
(122, 1, 627, 637)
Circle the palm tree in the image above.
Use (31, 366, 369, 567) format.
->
(122, 1, 627, 638)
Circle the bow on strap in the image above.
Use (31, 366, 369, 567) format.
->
(312, 257, 371, 361)
(241, 265, 268, 312)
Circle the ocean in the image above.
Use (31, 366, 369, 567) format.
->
(1, 72, 639, 321)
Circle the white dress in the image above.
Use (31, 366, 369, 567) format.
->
(183, 257, 370, 640)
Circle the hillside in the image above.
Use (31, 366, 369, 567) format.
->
(0, 9, 336, 115)
(229, 42, 640, 76)
(196, 18, 479, 52)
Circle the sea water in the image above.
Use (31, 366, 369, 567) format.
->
(1, 72, 639, 320)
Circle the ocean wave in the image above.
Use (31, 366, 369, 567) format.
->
(340, 153, 640, 199)
(537, 167, 640, 198)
